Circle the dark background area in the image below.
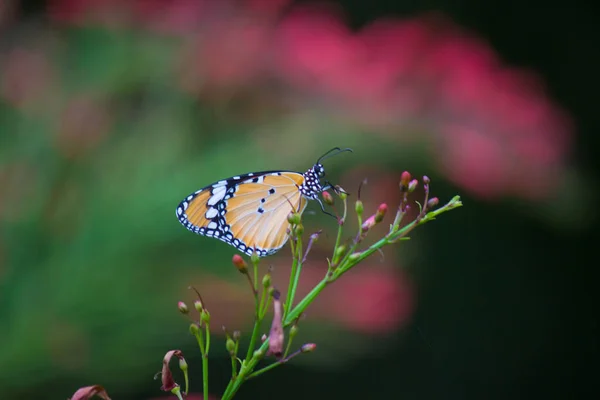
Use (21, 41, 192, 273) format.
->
(3, 0, 598, 399)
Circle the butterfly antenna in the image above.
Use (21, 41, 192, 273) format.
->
(317, 147, 353, 164)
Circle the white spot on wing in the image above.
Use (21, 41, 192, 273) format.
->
(207, 221, 218, 229)
(205, 208, 218, 219)
(208, 186, 226, 205)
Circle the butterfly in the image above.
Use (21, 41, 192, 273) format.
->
(176, 147, 352, 257)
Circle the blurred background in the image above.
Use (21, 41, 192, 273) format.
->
(0, 0, 597, 398)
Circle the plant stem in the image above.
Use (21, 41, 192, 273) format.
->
(202, 353, 209, 400)
(284, 233, 303, 319)
(220, 195, 462, 399)
(193, 329, 209, 400)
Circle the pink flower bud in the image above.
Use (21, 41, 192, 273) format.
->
(408, 179, 419, 192)
(232, 254, 248, 273)
(177, 301, 189, 315)
(322, 190, 334, 205)
(301, 343, 317, 353)
(267, 290, 284, 358)
(399, 171, 412, 192)
(427, 197, 439, 209)
(375, 203, 387, 223)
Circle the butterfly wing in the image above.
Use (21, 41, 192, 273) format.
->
(176, 171, 307, 257)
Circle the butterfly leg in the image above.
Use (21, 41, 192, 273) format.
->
(316, 197, 337, 219)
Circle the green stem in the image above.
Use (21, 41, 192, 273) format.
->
(202, 353, 209, 400)
(285, 278, 328, 324)
(244, 297, 263, 362)
(220, 196, 463, 400)
(193, 330, 209, 400)
(284, 233, 303, 319)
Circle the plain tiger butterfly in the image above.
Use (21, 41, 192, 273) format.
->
(176, 147, 352, 257)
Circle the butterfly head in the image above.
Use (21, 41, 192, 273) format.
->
(299, 148, 352, 199)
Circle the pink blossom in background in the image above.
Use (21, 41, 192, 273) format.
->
(56, 95, 112, 160)
(1, 48, 54, 111)
(43, 0, 573, 200)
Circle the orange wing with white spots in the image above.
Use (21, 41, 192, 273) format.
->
(176, 171, 307, 257)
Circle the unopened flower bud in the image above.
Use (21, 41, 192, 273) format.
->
(232, 254, 248, 274)
(193, 300, 203, 313)
(200, 309, 210, 324)
(294, 223, 304, 236)
(233, 330, 241, 341)
(322, 191, 334, 206)
(334, 244, 346, 259)
(189, 323, 200, 336)
(177, 301, 189, 315)
(375, 203, 387, 223)
(337, 187, 348, 201)
(301, 343, 317, 353)
(268, 290, 284, 358)
(253, 349, 264, 358)
(427, 197, 439, 209)
(261, 334, 267, 342)
(250, 250, 260, 265)
(361, 215, 376, 232)
(290, 324, 299, 338)
(355, 199, 364, 215)
(262, 273, 271, 288)
(400, 171, 412, 192)
(423, 175, 430, 185)
(348, 252, 362, 262)
(179, 357, 188, 372)
(268, 286, 276, 297)
(287, 212, 301, 225)
(226, 338, 236, 355)
(408, 179, 419, 192)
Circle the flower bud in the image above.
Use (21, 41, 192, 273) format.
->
(226, 338, 236, 355)
(355, 199, 364, 215)
(322, 191, 334, 206)
(400, 171, 412, 192)
(233, 330, 241, 341)
(179, 357, 188, 372)
(253, 349, 264, 358)
(334, 244, 346, 259)
(287, 212, 301, 225)
(232, 254, 248, 274)
(200, 309, 210, 324)
(423, 175, 430, 185)
(301, 343, 317, 353)
(189, 323, 200, 336)
(375, 203, 387, 223)
(193, 300, 203, 313)
(348, 252, 362, 262)
(261, 334, 267, 342)
(262, 272, 271, 288)
(337, 187, 348, 201)
(294, 223, 304, 236)
(267, 290, 284, 358)
(177, 301, 189, 315)
(250, 250, 260, 265)
(289, 324, 299, 338)
(427, 197, 439, 209)
(361, 215, 376, 232)
(408, 179, 419, 192)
